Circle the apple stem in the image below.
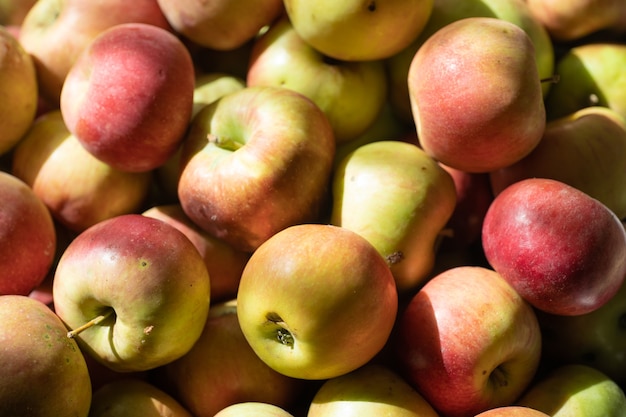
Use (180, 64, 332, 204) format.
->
(207, 133, 244, 151)
(540, 74, 560, 84)
(67, 309, 114, 339)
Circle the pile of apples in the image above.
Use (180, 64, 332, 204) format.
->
(2, 0, 626, 416)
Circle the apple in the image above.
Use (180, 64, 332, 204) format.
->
(237, 223, 398, 380)
(482, 178, 626, 316)
(544, 42, 626, 122)
(159, 300, 306, 417)
(526, 0, 626, 42)
(0, 295, 92, 416)
(142, 204, 250, 302)
(0, 171, 56, 296)
(0, 0, 37, 26)
(408, 17, 546, 173)
(18, 0, 171, 105)
(0, 26, 38, 157)
(52, 213, 211, 372)
(89, 378, 194, 417)
(330, 140, 457, 294)
(474, 407, 550, 417)
(283, 0, 433, 61)
(192, 72, 246, 119)
(516, 364, 626, 417)
(60, 22, 195, 173)
(307, 363, 439, 417)
(177, 86, 335, 253)
(393, 266, 542, 417)
(246, 16, 388, 143)
(11, 110, 153, 233)
(213, 402, 295, 417)
(156, 0, 283, 50)
(489, 106, 626, 220)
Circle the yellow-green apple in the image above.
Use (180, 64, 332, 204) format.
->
(482, 178, 626, 316)
(526, 0, 626, 42)
(156, 0, 283, 50)
(393, 266, 542, 417)
(330, 140, 457, 294)
(544, 43, 626, 121)
(246, 17, 388, 143)
(0, 26, 38, 157)
(192, 72, 246, 118)
(159, 300, 306, 417)
(0, 0, 37, 25)
(0, 171, 56, 295)
(307, 363, 439, 417)
(18, 0, 171, 105)
(385, 0, 555, 125)
(237, 224, 398, 380)
(52, 214, 211, 372)
(142, 204, 250, 302)
(489, 106, 626, 220)
(177, 86, 335, 253)
(283, 0, 433, 61)
(60, 22, 195, 173)
(89, 378, 193, 417)
(0, 295, 92, 416)
(408, 17, 546, 173)
(535, 271, 626, 385)
(516, 364, 626, 417)
(214, 402, 295, 417)
(474, 407, 550, 417)
(11, 110, 152, 233)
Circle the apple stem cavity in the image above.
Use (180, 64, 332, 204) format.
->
(67, 309, 114, 339)
(488, 365, 509, 388)
(266, 312, 295, 348)
(207, 133, 243, 151)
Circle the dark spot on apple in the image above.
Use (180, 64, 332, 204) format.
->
(386, 251, 404, 265)
(367, 1, 376, 12)
(482, 369, 487, 375)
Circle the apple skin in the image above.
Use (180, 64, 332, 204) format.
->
(0, 171, 56, 296)
(0, 0, 37, 25)
(18, 0, 171, 105)
(307, 363, 439, 417)
(89, 378, 193, 417)
(156, 0, 283, 50)
(330, 140, 457, 294)
(283, 0, 433, 61)
(0, 26, 38, 157)
(142, 204, 250, 303)
(178, 86, 335, 253)
(474, 407, 550, 417)
(237, 224, 398, 380)
(213, 402, 295, 417)
(158, 300, 306, 417)
(52, 214, 211, 373)
(516, 364, 626, 417)
(482, 178, 626, 316)
(246, 16, 388, 143)
(0, 295, 92, 417)
(60, 22, 195, 173)
(11, 110, 153, 233)
(192, 72, 246, 119)
(409, 17, 546, 173)
(489, 106, 626, 220)
(393, 266, 542, 417)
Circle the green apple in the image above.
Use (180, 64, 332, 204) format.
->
(283, 0, 434, 61)
(544, 42, 626, 121)
(237, 224, 398, 380)
(89, 378, 193, 417)
(490, 106, 626, 220)
(330, 140, 456, 294)
(516, 364, 626, 417)
(0, 25, 38, 157)
(52, 214, 211, 372)
(11, 110, 152, 233)
(160, 300, 306, 417)
(214, 402, 295, 417)
(307, 363, 439, 417)
(192, 72, 246, 119)
(0, 295, 92, 416)
(177, 86, 336, 253)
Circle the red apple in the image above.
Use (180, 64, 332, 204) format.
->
(482, 178, 626, 316)
(60, 22, 195, 173)
(0, 171, 56, 295)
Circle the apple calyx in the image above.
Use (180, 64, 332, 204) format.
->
(67, 308, 114, 339)
(207, 133, 243, 152)
(266, 312, 294, 348)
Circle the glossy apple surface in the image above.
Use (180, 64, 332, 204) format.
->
(213, 402, 295, 417)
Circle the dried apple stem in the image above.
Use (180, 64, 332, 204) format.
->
(67, 309, 114, 339)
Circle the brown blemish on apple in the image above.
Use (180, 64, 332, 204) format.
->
(367, 1, 376, 12)
(386, 251, 404, 265)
